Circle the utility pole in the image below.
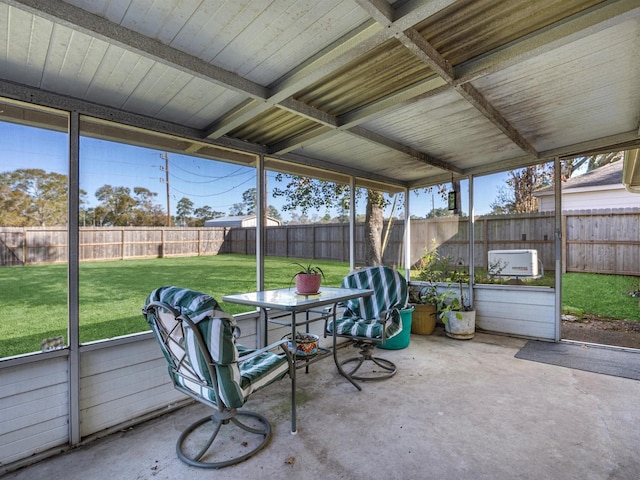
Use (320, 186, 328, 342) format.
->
(160, 152, 171, 226)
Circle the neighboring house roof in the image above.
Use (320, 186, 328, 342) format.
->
(535, 162, 622, 197)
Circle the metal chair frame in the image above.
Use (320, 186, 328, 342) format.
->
(329, 267, 408, 390)
(143, 300, 293, 469)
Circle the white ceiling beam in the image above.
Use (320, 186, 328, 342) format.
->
(269, 127, 335, 155)
(278, 151, 408, 187)
(541, 131, 640, 160)
(278, 99, 340, 129)
(354, 0, 396, 24)
(339, 77, 449, 128)
(0, 79, 268, 155)
(271, 81, 452, 170)
(348, 126, 463, 174)
(4, 0, 269, 99)
(454, 83, 539, 159)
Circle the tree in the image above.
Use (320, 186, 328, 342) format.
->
(426, 207, 453, 218)
(0, 168, 68, 226)
(230, 188, 281, 221)
(193, 206, 225, 226)
(242, 188, 256, 215)
(272, 174, 389, 265)
(490, 153, 623, 215)
(364, 190, 385, 265)
(132, 187, 165, 225)
(267, 205, 282, 222)
(93, 185, 167, 226)
(176, 197, 194, 226)
(490, 164, 553, 214)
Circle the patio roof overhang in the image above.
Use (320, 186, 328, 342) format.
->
(1, 0, 639, 190)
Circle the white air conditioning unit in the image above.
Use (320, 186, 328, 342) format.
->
(487, 249, 539, 277)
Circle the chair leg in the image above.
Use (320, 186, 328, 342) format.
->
(176, 410, 272, 469)
(339, 342, 397, 382)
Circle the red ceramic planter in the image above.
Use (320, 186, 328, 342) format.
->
(295, 273, 322, 294)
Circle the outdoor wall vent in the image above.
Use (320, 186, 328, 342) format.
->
(488, 249, 540, 278)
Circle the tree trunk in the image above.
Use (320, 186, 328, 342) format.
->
(364, 190, 384, 266)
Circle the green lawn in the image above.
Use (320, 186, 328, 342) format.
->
(1, 255, 638, 358)
(0, 255, 352, 358)
(561, 272, 639, 321)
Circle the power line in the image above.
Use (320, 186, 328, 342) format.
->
(170, 161, 251, 180)
(169, 174, 255, 198)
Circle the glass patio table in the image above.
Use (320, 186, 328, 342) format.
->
(223, 286, 373, 433)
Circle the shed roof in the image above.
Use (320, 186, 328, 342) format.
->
(204, 215, 280, 227)
(1, 0, 639, 190)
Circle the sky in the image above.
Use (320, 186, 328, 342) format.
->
(0, 121, 508, 221)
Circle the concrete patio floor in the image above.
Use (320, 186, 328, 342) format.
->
(5, 329, 640, 480)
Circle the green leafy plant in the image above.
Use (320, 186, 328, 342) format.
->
(291, 262, 325, 278)
(433, 278, 474, 323)
(415, 241, 471, 285)
(415, 243, 453, 284)
(290, 262, 325, 288)
(413, 283, 438, 305)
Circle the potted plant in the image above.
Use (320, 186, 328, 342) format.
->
(408, 244, 451, 335)
(436, 277, 475, 340)
(408, 284, 438, 335)
(291, 262, 325, 294)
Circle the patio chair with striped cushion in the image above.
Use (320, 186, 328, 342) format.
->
(327, 266, 409, 389)
(143, 286, 293, 469)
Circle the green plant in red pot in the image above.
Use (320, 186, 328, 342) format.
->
(291, 263, 325, 294)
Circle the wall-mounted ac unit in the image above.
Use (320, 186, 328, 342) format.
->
(488, 249, 539, 277)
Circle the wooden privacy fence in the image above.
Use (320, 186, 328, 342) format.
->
(0, 208, 637, 275)
(0, 227, 230, 265)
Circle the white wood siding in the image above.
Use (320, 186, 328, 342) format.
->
(475, 285, 556, 340)
(79, 338, 184, 436)
(0, 314, 265, 471)
(0, 291, 558, 470)
(539, 187, 640, 211)
(0, 356, 69, 466)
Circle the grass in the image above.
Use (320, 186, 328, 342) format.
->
(0, 255, 351, 358)
(561, 273, 639, 321)
(1, 256, 638, 358)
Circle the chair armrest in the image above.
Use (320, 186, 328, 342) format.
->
(236, 338, 293, 364)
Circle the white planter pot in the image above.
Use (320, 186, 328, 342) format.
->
(443, 310, 476, 340)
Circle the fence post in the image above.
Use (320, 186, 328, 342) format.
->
(482, 218, 488, 269)
(561, 214, 567, 273)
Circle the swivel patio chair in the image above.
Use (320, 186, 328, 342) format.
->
(142, 286, 293, 469)
(327, 266, 408, 390)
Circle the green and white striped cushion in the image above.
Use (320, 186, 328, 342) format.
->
(186, 315, 289, 408)
(328, 267, 408, 340)
(145, 286, 288, 409)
